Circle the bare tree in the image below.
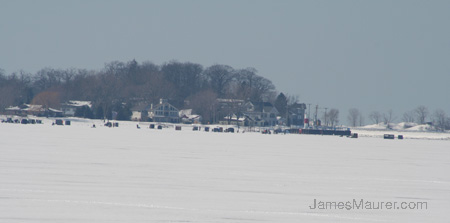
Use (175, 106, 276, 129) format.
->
(433, 109, 447, 131)
(0, 85, 16, 110)
(0, 71, 34, 108)
(415, 105, 429, 124)
(203, 64, 235, 97)
(327, 108, 339, 127)
(31, 91, 61, 109)
(233, 68, 275, 102)
(286, 94, 300, 105)
(402, 110, 415, 123)
(187, 89, 218, 124)
(1, 72, 28, 109)
(369, 111, 382, 124)
(347, 108, 360, 127)
(359, 113, 365, 126)
(161, 61, 204, 106)
(383, 109, 396, 128)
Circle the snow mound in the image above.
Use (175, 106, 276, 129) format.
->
(358, 122, 436, 132)
(408, 124, 435, 131)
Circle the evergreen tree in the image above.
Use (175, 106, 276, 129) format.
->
(274, 93, 288, 118)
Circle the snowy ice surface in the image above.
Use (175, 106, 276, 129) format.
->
(1, 119, 449, 222)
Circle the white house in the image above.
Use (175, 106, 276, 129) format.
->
(242, 101, 279, 126)
(148, 99, 180, 123)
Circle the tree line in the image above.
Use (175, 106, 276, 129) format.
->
(0, 60, 278, 123)
(347, 106, 450, 131)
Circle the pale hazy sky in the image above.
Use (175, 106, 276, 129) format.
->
(1, 0, 449, 123)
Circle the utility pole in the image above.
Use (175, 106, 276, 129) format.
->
(307, 103, 311, 126)
(314, 105, 318, 126)
(324, 107, 328, 127)
(286, 103, 289, 127)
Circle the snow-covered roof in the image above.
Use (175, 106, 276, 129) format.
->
(5, 106, 21, 111)
(23, 104, 45, 112)
(181, 115, 201, 120)
(48, 108, 63, 113)
(223, 114, 246, 121)
(63, 100, 92, 108)
(179, 109, 201, 120)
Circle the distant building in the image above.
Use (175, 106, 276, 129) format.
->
(219, 114, 246, 126)
(179, 109, 202, 124)
(22, 104, 47, 116)
(287, 103, 307, 127)
(60, 101, 92, 117)
(130, 103, 151, 121)
(4, 104, 62, 117)
(130, 99, 180, 123)
(148, 99, 180, 123)
(216, 99, 245, 111)
(4, 106, 23, 116)
(48, 108, 64, 117)
(215, 99, 280, 127)
(243, 101, 279, 126)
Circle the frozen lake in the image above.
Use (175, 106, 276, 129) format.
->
(1, 120, 449, 222)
